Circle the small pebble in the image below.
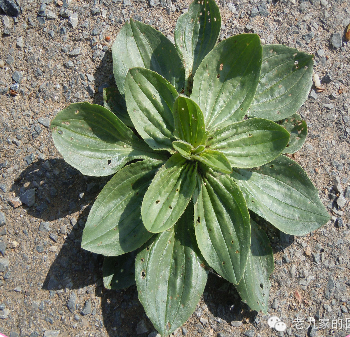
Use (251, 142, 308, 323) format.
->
(330, 33, 342, 49)
(8, 197, 22, 208)
(0, 212, 6, 227)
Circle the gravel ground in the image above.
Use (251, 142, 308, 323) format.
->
(0, 0, 350, 336)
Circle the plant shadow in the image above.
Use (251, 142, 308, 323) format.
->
(11, 158, 108, 221)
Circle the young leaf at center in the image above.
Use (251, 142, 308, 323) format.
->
(173, 95, 207, 147)
(142, 153, 197, 233)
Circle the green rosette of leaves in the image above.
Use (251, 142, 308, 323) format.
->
(51, 0, 329, 335)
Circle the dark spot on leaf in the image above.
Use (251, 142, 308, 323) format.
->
(235, 250, 239, 254)
(231, 240, 234, 244)
(260, 283, 264, 289)
(141, 270, 146, 278)
(270, 165, 274, 168)
(197, 217, 200, 223)
(141, 258, 145, 262)
(58, 130, 63, 135)
(217, 74, 220, 78)
(169, 205, 172, 209)
(156, 200, 160, 204)
(108, 159, 112, 165)
(222, 261, 225, 265)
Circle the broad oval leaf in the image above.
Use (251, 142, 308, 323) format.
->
(194, 173, 250, 284)
(192, 149, 232, 174)
(172, 140, 193, 160)
(136, 208, 208, 336)
(280, 114, 307, 154)
(174, 0, 221, 78)
(51, 102, 165, 176)
(125, 68, 178, 151)
(173, 95, 206, 147)
(103, 86, 132, 127)
(207, 118, 290, 168)
(249, 45, 313, 121)
(191, 34, 262, 131)
(81, 160, 161, 255)
(142, 153, 197, 233)
(231, 155, 330, 236)
(103, 251, 137, 290)
(235, 219, 274, 313)
(112, 19, 185, 95)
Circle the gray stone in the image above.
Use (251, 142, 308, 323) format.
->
(0, 212, 6, 227)
(0, 257, 9, 272)
(69, 12, 78, 29)
(345, 186, 350, 199)
(67, 292, 77, 312)
(0, 307, 10, 319)
(330, 33, 342, 49)
(337, 196, 347, 208)
(36, 245, 44, 253)
(91, 7, 100, 15)
(81, 299, 91, 315)
(0, 241, 6, 256)
(16, 36, 24, 48)
(65, 61, 74, 68)
(46, 10, 57, 19)
(243, 330, 255, 337)
(137, 319, 149, 334)
(43, 331, 60, 337)
(38, 3, 46, 16)
(231, 320, 243, 327)
(86, 74, 94, 82)
(69, 48, 81, 56)
(0, 0, 21, 16)
(38, 117, 50, 128)
(20, 188, 36, 207)
(24, 154, 35, 165)
(39, 222, 51, 232)
(9, 332, 19, 337)
(49, 233, 58, 242)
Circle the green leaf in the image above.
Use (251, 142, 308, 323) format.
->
(51, 102, 165, 177)
(112, 19, 185, 95)
(231, 155, 330, 236)
(235, 219, 274, 313)
(207, 118, 290, 168)
(172, 140, 193, 160)
(174, 0, 221, 78)
(142, 153, 197, 233)
(193, 149, 232, 174)
(194, 173, 250, 284)
(103, 86, 133, 127)
(136, 207, 208, 336)
(173, 95, 206, 147)
(125, 68, 178, 151)
(249, 45, 313, 121)
(103, 252, 137, 290)
(191, 34, 262, 130)
(81, 160, 160, 255)
(280, 114, 307, 154)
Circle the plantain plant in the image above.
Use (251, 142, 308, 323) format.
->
(50, 0, 329, 335)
